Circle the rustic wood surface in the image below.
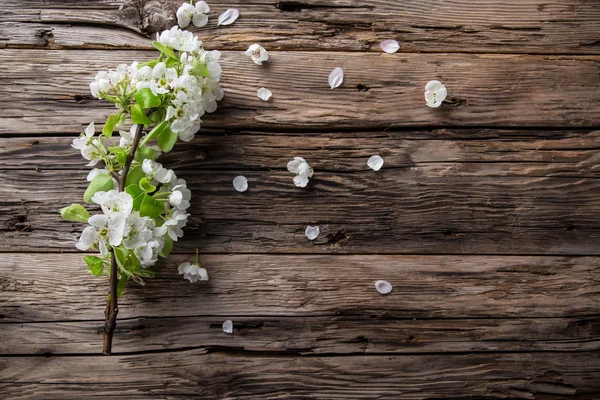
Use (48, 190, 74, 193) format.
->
(1, 0, 599, 399)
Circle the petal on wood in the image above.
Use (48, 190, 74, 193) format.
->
(380, 39, 400, 53)
(257, 87, 272, 101)
(367, 155, 384, 171)
(217, 9, 239, 26)
(328, 67, 344, 89)
(233, 175, 248, 192)
(305, 226, 320, 240)
(222, 320, 233, 334)
(375, 280, 393, 295)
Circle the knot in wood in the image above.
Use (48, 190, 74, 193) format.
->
(140, 0, 177, 35)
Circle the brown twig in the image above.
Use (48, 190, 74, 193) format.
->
(103, 121, 145, 355)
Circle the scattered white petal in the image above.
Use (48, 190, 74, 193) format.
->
(380, 39, 400, 54)
(245, 44, 269, 65)
(425, 80, 447, 108)
(375, 280, 393, 295)
(233, 175, 248, 192)
(257, 87, 272, 101)
(218, 8, 239, 26)
(223, 320, 233, 334)
(305, 225, 320, 240)
(367, 155, 384, 171)
(328, 67, 344, 89)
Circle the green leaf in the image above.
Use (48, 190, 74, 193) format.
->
(152, 41, 177, 60)
(126, 184, 164, 218)
(139, 177, 156, 193)
(102, 114, 120, 138)
(116, 151, 127, 165)
(135, 88, 161, 109)
(131, 104, 152, 125)
(117, 274, 128, 298)
(136, 268, 155, 278)
(117, 112, 127, 126)
(149, 109, 164, 123)
(60, 204, 90, 223)
(125, 165, 145, 187)
(83, 256, 104, 277)
(144, 120, 169, 144)
(157, 126, 177, 153)
(84, 174, 114, 203)
(191, 59, 210, 77)
(159, 234, 173, 258)
(139, 60, 158, 69)
(134, 145, 159, 162)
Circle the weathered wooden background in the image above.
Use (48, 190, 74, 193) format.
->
(1, 0, 600, 398)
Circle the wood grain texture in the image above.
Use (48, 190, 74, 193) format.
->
(1, 350, 599, 399)
(2, 50, 600, 134)
(2, 315, 598, 355)
(1, 167, 599, 254)
(2, 0, 600, 54)
(1, 253, 598, 322)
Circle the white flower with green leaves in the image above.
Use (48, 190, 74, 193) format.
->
(76, 213, 127, 256)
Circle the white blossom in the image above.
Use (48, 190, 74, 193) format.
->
(135, 237, 165, 267)
(178, 261, 209, 282)
(72, 122, 103, 166)
(367, 155, 384, 171)
(163, 210, 189, 241)
(169, 184, 192, 211)
(425, 80, 447, 108)
(142, 159, 175, 184)
(328, 67, 344, 89)
(305, 225, 320, 240)
(217, 9, 239, 26)
(222, 320, 233, 334)
(135, 62, 178, 96)
(375, 280, 393, 295)
(287, 157, 314, 188)
(118, 125, 137, 147)
(123, 211, 155, 249)
(158, 26, 200, 52)
(380, 39, 400, 54)
(245, 44, 268, 65)
(76, 213, 127, 256)
(91, 190, 134, 216)
(233, 175, 248, 192)
(177, 1, 210, 28)
(257, 87, 272, 101)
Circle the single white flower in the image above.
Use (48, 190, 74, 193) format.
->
(257, 87, 272, 101)
(119, 125, 138, 147)
(123, 211, 154, 250)
(233, 175, 248, 192)
(287, 157, 314, 188)
(375, 280, 393, 295)
(217, 8, 239, 26)
(178, 261, 209, 282)
(76, 213, 127, 256)
(91, 190, 134, 216)
(222, 319, 233, 334)
(134, 237, 165, 267)
(328, 67, 344, 89)
(163, 210, 189, 241)
(169, 184, 192, 210)
(142, 159, 175, 184)
(367, 155, 384, 171)
(380, 39, 400, 54)
(245, 44, 268, 65)
(72, 123, 103, 166)
(305, 225, 320, 240)
(177, 1, 210, 28)
(425, 80, 447, 108)
(89, 72, 110, 98)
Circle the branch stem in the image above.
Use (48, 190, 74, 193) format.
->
(103, 121, 145, 355)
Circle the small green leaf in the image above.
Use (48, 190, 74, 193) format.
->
(152, 41, 177, 60)
(158, 126, 177, 153)
(102, 114, 120, 138)
(126, 184, 164, 218)
(135, 88, 161, 109)
(191, 59, 210, 78)
(116, 151, 127, 165)
(117, 274, 128, 298)
(144, 120, 169, 143)
(134, 145, 159, 162)
(125, 165, 145, 187)
(60, 204, 91, 223)
(159, 234, 173, 258)
(83, 174, 114, 203)
(136, 268, 155, 278)
(83, 256, 104, 277)
(139, 177, 156, 193)
(150, 109, 165, 123)
(131, 104, 152, 125)
(139, 60, 158, 69)
(117, 112, 127, 126)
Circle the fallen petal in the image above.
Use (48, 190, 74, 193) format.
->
(375, 280, 393, 295)
(367, 155, 384, 171)
(233, 175, 248, 192)
(328, 67, 344, 89)
(218, 8, 239, 26)
(222, 319, 233, 334)
(257, 87, 272, 101)
(305, 225, 320, 240)
(380, 39, 400, 54)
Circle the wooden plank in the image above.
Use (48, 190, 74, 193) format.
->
(1, 253, 598, 322)
(1, 350, 599, 399)
(2, 315, 598, 355)
(1, 131, 600, 177)
(1, 50, 600, 134)
(2, 0, 600, 54)
(1, 166, 599, 254)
